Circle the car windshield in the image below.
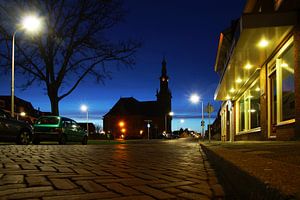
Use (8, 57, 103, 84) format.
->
(36, 117, 59, 125)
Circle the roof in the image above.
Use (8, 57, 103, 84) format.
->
(104, 97, 162, 117)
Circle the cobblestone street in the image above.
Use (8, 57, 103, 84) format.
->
(0, 138, 224, 199)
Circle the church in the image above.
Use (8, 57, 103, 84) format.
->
(103, 59, 172, 139)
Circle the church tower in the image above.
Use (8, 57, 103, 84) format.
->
(156, 58, 172, 133)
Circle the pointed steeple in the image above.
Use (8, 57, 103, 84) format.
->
(162, 57, 167, 76)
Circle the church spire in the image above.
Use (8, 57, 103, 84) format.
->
(162, 57, 167, 76)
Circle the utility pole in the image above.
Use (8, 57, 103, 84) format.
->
(205, 103, 214, 143)
(144, 120, 152, 140)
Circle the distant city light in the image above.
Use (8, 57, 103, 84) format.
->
(20, 112, 26, 117)
(119, 121, 125, 127)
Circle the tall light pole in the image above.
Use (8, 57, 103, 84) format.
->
(11, 15, 42, 117)
(165, 111, 174, 135)
(81, 105, 89, 135)
(190, 93, 205, 138)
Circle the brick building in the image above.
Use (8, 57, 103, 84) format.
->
(103, 59, 172, 139)
(214, 0, 300, 140)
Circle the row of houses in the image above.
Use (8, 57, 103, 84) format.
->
(214, 0, 300, 141)
(0, 95, 50, 124)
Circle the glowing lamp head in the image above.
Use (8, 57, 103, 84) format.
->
(169, 112, 174, 116)
(20, 112, 26, 117)
(21, 15, 42, 33)
(258, 39, 269, 48)
(190, 94, 200, 104)
(80, 105, 88, 112)
(118, 121, 125, 127)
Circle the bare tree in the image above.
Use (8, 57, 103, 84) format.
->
(0, 0, 140, 115)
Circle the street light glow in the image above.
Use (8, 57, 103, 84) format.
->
(20, 112, 26, 117)
(190, 93, 200, 104)
(80, 104, 88, 112)
(21, 15, 42, 33)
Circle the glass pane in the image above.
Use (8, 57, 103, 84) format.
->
(250, 81, 260, 128)
(270, 72, 277, 125)
(239, 96, 245, 131)
(281, 45, 295, 121)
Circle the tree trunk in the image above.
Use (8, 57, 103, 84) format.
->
(48, 86, 60, 116)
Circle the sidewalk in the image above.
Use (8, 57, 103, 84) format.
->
(200, 141, 300, 200)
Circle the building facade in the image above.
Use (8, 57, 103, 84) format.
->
(214, 0, 300, 141)
(103, 59, 172, 139)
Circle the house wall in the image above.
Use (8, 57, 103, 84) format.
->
(232, 32, 298, 141)
(103, 115, 165, 139)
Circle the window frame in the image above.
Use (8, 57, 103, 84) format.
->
(236, 78, 261, 134)
(267, 37, 295, 126)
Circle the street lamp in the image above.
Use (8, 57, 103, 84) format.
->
(190, 93, 204, 138)
(80, 104, 89, 135)
(11, 14, 42, 117)
(165, 111, 174, 134)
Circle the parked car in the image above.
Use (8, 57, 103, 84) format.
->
(0, 108, 33, 144)
(33, 116, 88, 145)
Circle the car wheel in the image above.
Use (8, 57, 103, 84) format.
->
(82, 136, 88, 145)
(59, 134, 67, 145)
(17, 130, 31, 145)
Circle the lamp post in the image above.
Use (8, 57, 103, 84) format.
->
(11, 15, 42, 118)
(81, 105, 89, 135)
(165, 111, 174, 135)
(190, 93, 204, 138)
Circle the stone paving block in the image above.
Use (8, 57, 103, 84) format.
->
(50, 178, 77, 190)
(0, 184, 27, 191)
(152, 181, 194, 189)
(21, 164, 38, 170)
(120, 178, 148, 186)
(0, 186, 53, 197)
(109, 195, 155, 200)
(26, 176, 52, 186)
(0, 175, 24, 185)
(162, 187, 184, 194)
(40, 166, 57, 172)
(134, 185, 176, 199)
(42, 191, 120, 200)
(178, 192, 210, 200)
(4, 164, 20, 170)
(94, 178, 121, 184)
(133, 173, 159, 180)
(103, 182, 141, 195)
(76, 180, 107, 192)
(5, 189, 85, 199)
(56, 167, 74, 173)
(178, 185, 212, 197)
(73, 168, 93, 175)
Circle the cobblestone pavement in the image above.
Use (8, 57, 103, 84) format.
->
(0, 138, 224, 200)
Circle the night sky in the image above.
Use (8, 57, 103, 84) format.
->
(0, 0, 245, 132)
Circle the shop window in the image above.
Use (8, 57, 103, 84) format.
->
(280, 46, 295, 121)
(237, 79, 261, 132)
(269, 42, 295, 125)
(250, 81, 260, 129)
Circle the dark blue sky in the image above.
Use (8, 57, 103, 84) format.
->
(0, 0, 245, 131)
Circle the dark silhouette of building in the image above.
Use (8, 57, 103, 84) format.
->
(0, 95, 48, 124)
(103, 59, 172, 139)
